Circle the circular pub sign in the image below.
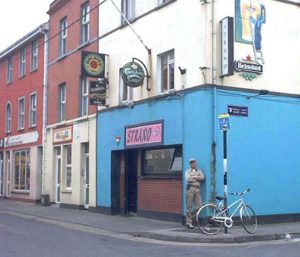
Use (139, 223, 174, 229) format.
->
(121, 61, 145, 88)
(82, 52, 105, 78)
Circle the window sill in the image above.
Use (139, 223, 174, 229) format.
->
(29, 125, 37, 129)
(78, 41, 90, 50)
(6, 81, 13, 85)
(139, 175, 182, 180)
(18, 128, 25, 132)
(30, 68, 38, 73)
(11, 190, 30, 195)
(57, 54, 68, 62)
(19, 74, 26, 79)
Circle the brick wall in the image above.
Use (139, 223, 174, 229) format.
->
(138, 179, 182, 214)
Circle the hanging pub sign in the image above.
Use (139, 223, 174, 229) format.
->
(220, 16, 234, 77)
(121, 61, 145, 88)
(89, 80, 106, 106)
(81, 51, 105, 78)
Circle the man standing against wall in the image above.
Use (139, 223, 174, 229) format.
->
(185, 158, 205, 229)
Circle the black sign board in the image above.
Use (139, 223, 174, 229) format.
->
(228, 105, 248, 117)
(82, 52, 105, 78)
(234, 61, 263, 74)
(90, 80, 106, 106)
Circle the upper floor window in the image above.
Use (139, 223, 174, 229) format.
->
(6, 56, 13, 83)
(158, 50, 174, 93)
(60, 18, 68, 57)
(31, 41, 38, 71)
(29, 93, 37, 127)
(6, 102, 12, 133)
(80, 78, 89, 116)
(81, 2, 90, 44)
(58, 83, 66, 122)
(19, 48, 26, 77)
(18, 97, 25, 130)
(119, 69, 133, 104)
(121, 0, 135, 23)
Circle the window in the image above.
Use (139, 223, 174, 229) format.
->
(6, 56, 13, 83)
(121, 0, 135, 23)
(143, 146, 182, 176)
(19, 48, 26, 77)
(6, 102, 12, 133)
(29, 93, 37, 127)
(80, 78, 89, 116)
(58, 84, 66, 122)
(60, 18, 68, 56)
(158, 0, 169, 5)
(119, 69, 133, 103)
(64, 145, 72, 189)
(14, 150, 30, 191)
(81, 2, 90, 44)
(18, 98, 25, 130)
(31, 41, 38, 71)
(158, 50, 174, 92)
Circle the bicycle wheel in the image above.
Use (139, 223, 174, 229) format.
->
(196, 204, 223, 235)
(240, 204, 257, 234)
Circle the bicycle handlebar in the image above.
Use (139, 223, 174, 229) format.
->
(230, 188, 251, 196)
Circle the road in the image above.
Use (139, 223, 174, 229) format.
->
(0, 213, 300, 257)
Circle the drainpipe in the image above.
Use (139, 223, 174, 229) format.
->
(41, 23, 49, 198)
(210, 0, 217, 203)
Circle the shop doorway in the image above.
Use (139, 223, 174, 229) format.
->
(82, 143, 89, 209)
(125, 150, 138, 213)
(55, 147, 61, 204)
(6, 151, 10, 197)
(0, 152, 3, 197)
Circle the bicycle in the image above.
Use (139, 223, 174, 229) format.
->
(196, 188, 257, 235)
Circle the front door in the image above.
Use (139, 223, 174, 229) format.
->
(6, 151, 10, 197)
(125, 151, 138, 213)
(83, 143, 89, 209)
(0, 153, 3, 197)
(55, 148, 61, 204)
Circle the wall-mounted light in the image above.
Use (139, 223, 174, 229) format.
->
(178, 66, 186, 75)
(247, 89, 269, 99)
(115, 136, 121, 146)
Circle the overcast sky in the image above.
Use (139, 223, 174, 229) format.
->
(0, 0, 52, 51)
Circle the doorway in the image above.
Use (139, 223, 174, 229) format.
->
(6, 151, 10, 197)
(0, 152, 3, 197)
(55, 147, 61, 204)
(82, 143, 89, 209)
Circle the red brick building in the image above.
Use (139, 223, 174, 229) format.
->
(43, 0, 99, 209)
(0, 23, 48, 202)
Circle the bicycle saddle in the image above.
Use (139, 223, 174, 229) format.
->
(216, 196, 225, 201)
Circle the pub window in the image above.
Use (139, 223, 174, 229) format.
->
(158, 50, 174, 93)
(119, 69, 133, 104)
(142, 146, 182, 176)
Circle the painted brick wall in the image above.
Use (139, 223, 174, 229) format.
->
(138, 179, 182, 214)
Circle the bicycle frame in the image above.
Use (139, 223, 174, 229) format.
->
(213, 198, 246, 221)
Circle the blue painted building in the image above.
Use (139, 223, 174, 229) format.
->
(96, 85, 300, 222)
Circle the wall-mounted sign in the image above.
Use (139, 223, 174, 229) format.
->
(125, 120, 164, 149)
(228, 105, 248, 117)
(4, 131, 39, 147)
(53, 126, 73, 145)
(218, 114, 230, 131)
(220, 16, 234, 77)
(121, 61, 145, 88)
(90, 80, 106, 106)
(81, 52, 105, 78)
(235, 60, 263, 74)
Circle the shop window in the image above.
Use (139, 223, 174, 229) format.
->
(143, 146, 182, 176)
(14, 150, 30, 191)
(31, 41, 38, 71)
(158, 50, 174, 93)
(64, 145, 72, 189)
(59, 17, 68, 57)
(121, 0, 135, 23)
(19, 48, 26, 77)
(81, 2, 90, 44)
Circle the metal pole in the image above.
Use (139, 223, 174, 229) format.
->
(223, 130, 228, 233)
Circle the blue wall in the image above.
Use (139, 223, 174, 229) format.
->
(97, 87, 300, 216)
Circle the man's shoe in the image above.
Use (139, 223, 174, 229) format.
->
(186, 223, 194, 229)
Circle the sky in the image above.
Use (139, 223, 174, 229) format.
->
(0, 0, 52, 51)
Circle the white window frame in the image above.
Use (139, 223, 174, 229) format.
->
(31, 41, 38, 71)
(29, 92, 37, 127)
(19, 48, 26, 77)
(59, 84, 66, 122)
(81, 2, 90, 44)
(60, 18, 68, 56)
(80, 78, 89, 116)
(13, 150, 30, 191)
(121, 0, 135, 23)
(6, 102, 12, 133)
(64, 145, 72, 190)
(6, 56, 13, 83)
(18, 97, 25, 130)
(119, 69, 133, 104)
(157, 50, 175, 93)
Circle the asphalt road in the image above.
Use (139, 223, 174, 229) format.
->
(0, 213, 300, 257)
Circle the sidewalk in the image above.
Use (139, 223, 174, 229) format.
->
(0, 199, 299, 244)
